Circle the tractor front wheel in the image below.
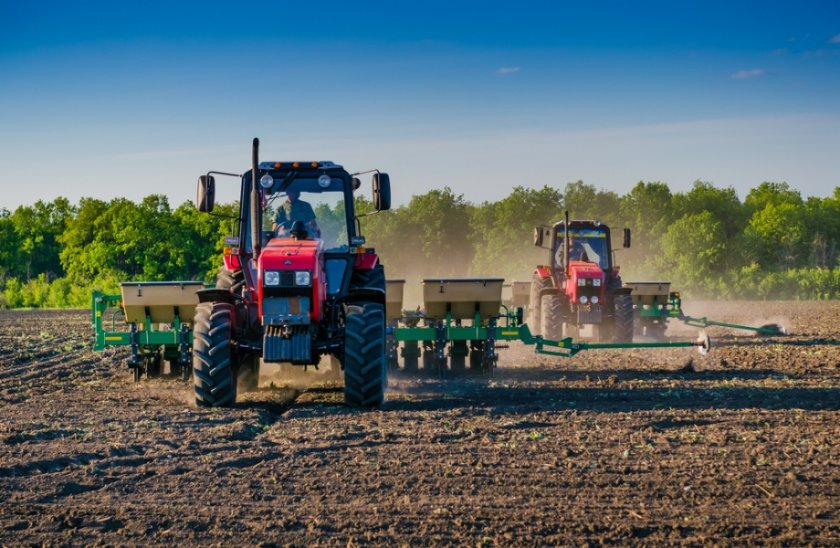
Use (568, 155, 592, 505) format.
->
(343, 303, 386, 407)
(613, 294, 634, 343)
(192, 302, 237, 407)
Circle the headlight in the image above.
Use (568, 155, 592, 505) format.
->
(579, 295, 589, 305)
(591, 296, 599, 304)
(577, 278, 586, 286)
(593, 278, 602, 287)
(295, 271, 311, 286)
(264, 271, 280, 286)
(259, 174, 274, 189)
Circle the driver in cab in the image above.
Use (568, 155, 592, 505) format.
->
(272, 190, 319, 238)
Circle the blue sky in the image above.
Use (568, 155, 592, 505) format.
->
(1, 1, 839, 209)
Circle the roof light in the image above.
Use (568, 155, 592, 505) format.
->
(259, 174, 274, 189)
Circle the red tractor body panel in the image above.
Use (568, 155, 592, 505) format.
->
(535, 265, 553, 280)
(257, 238, 325, 323)
(566, 261, 606, 304)
(354, 252, 379, 270)
(223, 254, 242, 272)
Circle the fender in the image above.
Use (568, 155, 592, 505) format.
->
(354, 252, 379, 270)
(534, 265, 553, 279)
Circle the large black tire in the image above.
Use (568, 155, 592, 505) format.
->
(343, 303, 386, 407)
(350, 264, 385, 292)
(529, 273, 553, 336)
(540, 294, 565, 341)
(192, 302, 237, 407)
(216, 268, 244, 292)
(613, 294, 634, 343)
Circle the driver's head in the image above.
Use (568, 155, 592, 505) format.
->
(286, 190, 300, 202)
(290, 220, 308, 240)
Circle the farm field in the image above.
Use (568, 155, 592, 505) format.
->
(1, 302, 838, 545)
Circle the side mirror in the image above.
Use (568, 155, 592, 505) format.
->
(623, 228, 631, 248)
(533, 225, 552, 248)
(372, 172, 391, 211)
(196, 175, 215, 212)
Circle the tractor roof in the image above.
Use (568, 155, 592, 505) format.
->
(258, 161, 344, 171)
(553, 219, 609, 229)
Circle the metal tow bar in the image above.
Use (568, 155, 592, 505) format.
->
(680, 315, 787, 336)
(516, 324, 712, 358)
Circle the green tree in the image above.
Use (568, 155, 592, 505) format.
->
(744, 201, 807, 269)
(659, 211, 726, 293)
(9, 198, 73, 281)
(469, 185, 563, 281)
(173, 200, 238, 282)
(672, 181, 746, 239)
(562, 181, 622, 225)
(58, 198, 110, 282)
(619, 181, 675, 277)
(803, 192, 840, 269)
(744, 181, 802, 216)
(0, 209, 20, 279)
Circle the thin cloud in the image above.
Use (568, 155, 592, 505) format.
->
(830, 34, 840, 44)
(731, 68, 766, 80)
(496, 66, 521, 75)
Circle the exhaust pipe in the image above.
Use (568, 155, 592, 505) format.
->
(564, 210, 570, 278)
(251, 138, 261, 260)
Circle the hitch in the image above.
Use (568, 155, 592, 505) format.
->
(681, 315, 787, 336)
(518, 324, 712, 358)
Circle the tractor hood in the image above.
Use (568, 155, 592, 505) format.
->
(566, 260, 606, 304)
(257, 237, 326, 324)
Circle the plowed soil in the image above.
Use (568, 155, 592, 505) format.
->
(1, 302, 838, 546)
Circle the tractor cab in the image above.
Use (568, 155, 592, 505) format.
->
(552, 222, 612, 272)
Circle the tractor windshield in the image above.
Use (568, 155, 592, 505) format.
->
(262, 178, 349, 249)
(554, 226, 610, 270)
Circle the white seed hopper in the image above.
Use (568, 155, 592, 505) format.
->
(385, 279, 405, 320)
(120, 281, 204, 327)
(422, 278, 504, 320)
(623, 281, 672, 307)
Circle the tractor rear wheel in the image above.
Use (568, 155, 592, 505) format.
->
(343, 303, 386, 407)
(216, 268, 244, 292)
(529, 274, 552, 336)
(350, 264, 385, 292)
(192, 302, 237, 407)
(613, 294, 634, 343)
(540, 294, 565, 341)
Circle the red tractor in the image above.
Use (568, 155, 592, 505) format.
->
(193, 138, 391, 407)
(529, 212, 634, 342)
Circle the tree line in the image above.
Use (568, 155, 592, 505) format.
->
(1, 180, 839, 308)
